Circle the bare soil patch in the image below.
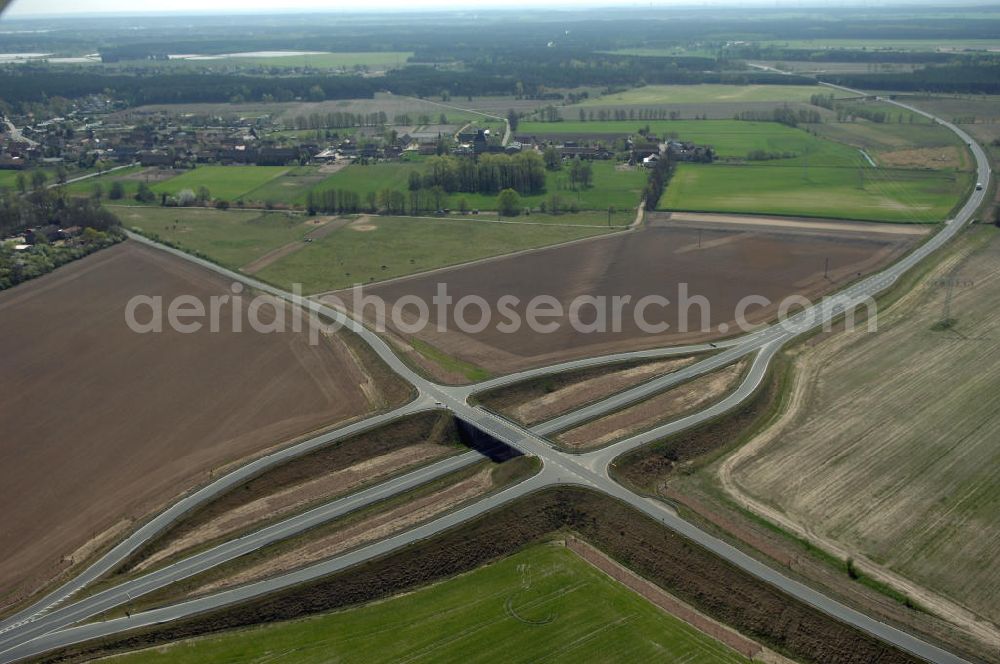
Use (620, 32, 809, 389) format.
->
(347, 216, 377, 232)
(0, 242, 375, 612)
(357, 224, 918, 375)
(117, 167, 177, 183)
(477, 356, 697, 426)
(554, 360, 747, 449)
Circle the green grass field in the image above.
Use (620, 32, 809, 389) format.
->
(520, 120, 862, 166)
(240, 166, 333, 204)
(0, 170, 26, 190)
(313, 160, 647, 212)
(574, 84, 822, 106)
(812, 118, 965, 153)
(310, 161, 420, 200)
(661, 163, 969, 222)
(517, 118, 968, 221)
(256, 215, 613, 293)
(110, 544, 748, 664)
(60, 166, 149, 198)
(0, 166, 81, 191)
(152, 166, 288, 202)
(117, 206, 313, 268)
(462, 161, 647, 211)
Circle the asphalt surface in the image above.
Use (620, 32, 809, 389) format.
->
(0, 450, 481, 656)
(0, 87, 990, 664)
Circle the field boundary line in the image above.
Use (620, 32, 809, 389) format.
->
(309, 224, 630, 298)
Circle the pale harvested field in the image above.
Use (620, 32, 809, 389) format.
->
(727, 227, 1000, 627)
(0, 242, 375, 611)
(355, 223, 920, 376)
(555, 360, 746, 449)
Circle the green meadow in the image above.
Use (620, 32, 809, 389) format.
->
(520, 120, 862, 165)
(257, 215, 613, 293)
(661, 163, 969, 222)
(110, 544, 749, 664)
(151, 165, 288, 201)
(117, 205, 311, 268)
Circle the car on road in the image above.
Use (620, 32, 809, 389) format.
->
(976, 182, 984, 190)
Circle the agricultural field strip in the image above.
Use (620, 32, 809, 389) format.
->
(0, 450, 482, 653)
(0, 88, 987, 664)
(0, 400, 432, 638)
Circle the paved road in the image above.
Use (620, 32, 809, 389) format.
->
(0, 399, 439, 635)
(0, 450, 482, 656)
(0, 88, 989, 664)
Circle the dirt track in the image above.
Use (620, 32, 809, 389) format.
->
(355, 223, 919, 376)
(240, 216, 346, 275)
(0, 242, 374, 610)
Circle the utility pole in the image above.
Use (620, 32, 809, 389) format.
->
(824, 257, 829, 280)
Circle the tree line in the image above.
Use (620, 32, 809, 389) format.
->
(414, 152, 547, 196)
(0, 60, 815, 112)
(643, 153, 676, 210)
(820, 62, 1000, 95)
(733, 106, 823, 127)
(0, 188, 121, 239)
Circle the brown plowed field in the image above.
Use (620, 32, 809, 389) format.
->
(0, 242, 375, 611)
(344, 221, 919, 375)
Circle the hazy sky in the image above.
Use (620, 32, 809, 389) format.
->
(4, 0, 677, 19)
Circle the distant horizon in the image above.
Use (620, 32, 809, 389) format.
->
(0, 0, 985, 20)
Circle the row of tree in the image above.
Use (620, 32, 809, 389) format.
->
(733, 106, 823, 127)
(290, 111, 391, 130)
(821, 62, 1000, 95)
(412, 152, 547, 196)
(642, 153, 676, 210)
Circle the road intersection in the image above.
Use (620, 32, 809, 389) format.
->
(0, 90, 990, 663)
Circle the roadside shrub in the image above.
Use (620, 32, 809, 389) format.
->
(177, 189, 196, 206)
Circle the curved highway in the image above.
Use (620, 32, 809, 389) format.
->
(0, 87, 990, 664)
